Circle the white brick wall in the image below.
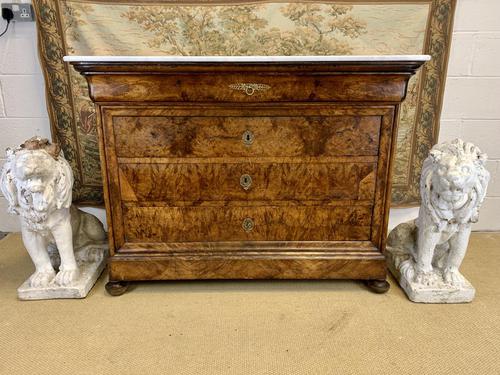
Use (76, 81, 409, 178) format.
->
(0, 0, 499, 232)
(438, 0, 500, 231)
(0, 19, 52, 231)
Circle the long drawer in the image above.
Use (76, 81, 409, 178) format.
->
(118, 161, 376, 202)
(112, 115, 381, 158)
(122, 205, 373, 242)
(90, 72, 408, 103)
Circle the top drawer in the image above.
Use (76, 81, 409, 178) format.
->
(112, 115, 381, 158)
(88, 73, 409, 103)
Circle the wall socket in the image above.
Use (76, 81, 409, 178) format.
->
(2, 3, 34, 22)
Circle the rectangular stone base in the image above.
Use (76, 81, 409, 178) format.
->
(386, 246, 475, 304)
(17, 250, 107, 300)
(398, 274, 475, 303)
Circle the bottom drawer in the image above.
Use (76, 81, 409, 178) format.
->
(122, 205, 373, 242)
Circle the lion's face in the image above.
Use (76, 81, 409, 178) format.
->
(423, 139, 490, 224)
(1, 138, 74, 231)
(13, 151, 57, 214)
(432, 153, 477, 204)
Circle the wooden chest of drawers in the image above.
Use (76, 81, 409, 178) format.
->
(68, 56, 427, 295)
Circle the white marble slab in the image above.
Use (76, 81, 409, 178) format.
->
(64, 55, 431, 63)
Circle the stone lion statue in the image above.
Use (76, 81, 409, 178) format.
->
(388, 138, 490, 289)
(0, 137, 106, 288)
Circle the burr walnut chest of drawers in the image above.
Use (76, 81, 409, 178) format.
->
(67, 56, 428, 295)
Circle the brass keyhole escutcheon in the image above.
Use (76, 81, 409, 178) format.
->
(245, 86, 255, 96)
(242, 217, 254, 232)
(242, 130, 254, 146)
(240, 174, 252, 190)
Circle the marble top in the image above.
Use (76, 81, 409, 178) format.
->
(64, 55, 431, 63)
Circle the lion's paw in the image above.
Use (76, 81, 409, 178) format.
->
(54, 268, 80, 286)
(443, 268, 465, 287)
(29, 269, 56, 288)
(414, 270, 440, 286)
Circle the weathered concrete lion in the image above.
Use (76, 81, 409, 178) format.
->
(0, 137, 106, 289)
(387, 139, 490, 302)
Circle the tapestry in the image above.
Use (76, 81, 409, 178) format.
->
(32, 0, 456, 206)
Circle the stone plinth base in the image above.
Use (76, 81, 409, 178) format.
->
(386, 246, 475, 304)
(18, 245, 107, 300)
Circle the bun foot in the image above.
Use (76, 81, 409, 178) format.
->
(365, 279, 390, 294)
(105, 281, 129, 296)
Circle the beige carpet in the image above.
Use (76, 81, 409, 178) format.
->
(0, 233, 499, 375)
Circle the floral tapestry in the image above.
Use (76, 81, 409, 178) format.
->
(33, 0, 456, 206)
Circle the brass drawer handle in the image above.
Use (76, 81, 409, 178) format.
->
(229, 83, 270, 96)
(240, 174, 252, 190)
(242, 130, 254, 146)
(242, 218, 254, 232)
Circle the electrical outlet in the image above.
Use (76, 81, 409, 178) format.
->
(2, 3, 34, 22)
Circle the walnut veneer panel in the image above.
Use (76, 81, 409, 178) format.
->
(118, 161, 377, 202)
(109, 256, 387, 281)
(87, 72, 409, 103)
(113, 115, 381, 158)
(123, 205, 373, 242)
(70, 59, 425, 285)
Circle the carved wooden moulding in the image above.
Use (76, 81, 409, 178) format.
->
(66, 55, 428, 295)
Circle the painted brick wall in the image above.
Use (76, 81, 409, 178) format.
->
(0, 0, 499, 232)
(0, 20, 50, 231)
(439, 0, 500, 231)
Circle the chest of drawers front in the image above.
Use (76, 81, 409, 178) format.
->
(71, 60, 425, 289)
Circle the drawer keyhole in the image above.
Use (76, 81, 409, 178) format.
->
(240, 174, 253, 190)
(242, 130, 254, 146)
(242, 218, 254, 232)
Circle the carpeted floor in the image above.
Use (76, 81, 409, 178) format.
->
(0, 233, 499, 375)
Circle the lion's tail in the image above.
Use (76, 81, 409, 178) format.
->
(399, 260, 416, 281)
